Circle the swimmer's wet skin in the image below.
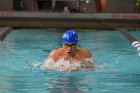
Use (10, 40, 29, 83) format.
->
(44, 29, 95, 71)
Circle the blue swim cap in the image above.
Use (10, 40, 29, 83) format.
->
(62, 29, 78, 43)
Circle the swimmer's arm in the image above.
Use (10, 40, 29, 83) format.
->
(44, 50, 57, 70)
(83, 61, 94, 69)
(48, 50, 58, 62)
(82, 49, 95, 69)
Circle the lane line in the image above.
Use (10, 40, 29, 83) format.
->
(119, 29, 140, 56)
(0, 27, 12, 41)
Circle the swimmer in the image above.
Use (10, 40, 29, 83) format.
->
(44, 29, 95, 71)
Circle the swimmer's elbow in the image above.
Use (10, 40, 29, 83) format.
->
(83, 61, 94, 69)
(88, 62, 94, 68)
(44, 62, 50, 70)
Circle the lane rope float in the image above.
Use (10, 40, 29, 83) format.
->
(119, 29, 140, 56)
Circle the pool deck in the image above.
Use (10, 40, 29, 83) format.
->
(0, 12, 140, 29)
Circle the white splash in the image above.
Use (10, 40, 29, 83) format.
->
(32, 62, 42, 68)
(43, 57, 95, 71)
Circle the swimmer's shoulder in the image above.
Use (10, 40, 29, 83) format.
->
(48, 48, 63, 61)
(78, 48, 92, 58)
(49, 48, 62, 54)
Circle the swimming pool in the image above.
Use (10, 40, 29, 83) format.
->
(130, 30, 140, 41)
(0, 29, 140, 93)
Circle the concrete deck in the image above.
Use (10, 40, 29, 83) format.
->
(0, 12, 140, 29)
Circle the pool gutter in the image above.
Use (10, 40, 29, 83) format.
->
(0, 12, 140, 29)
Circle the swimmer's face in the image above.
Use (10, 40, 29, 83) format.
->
(63, 43, 77, 54)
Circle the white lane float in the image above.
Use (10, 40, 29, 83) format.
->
(132, 41, 140, 56)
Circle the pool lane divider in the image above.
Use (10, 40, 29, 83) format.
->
(119, 29, 140, 56)
(0, 27, 12, 41)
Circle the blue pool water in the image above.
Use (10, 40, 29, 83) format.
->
(130, 30, 140, 41)
(0, 29, 140, 93)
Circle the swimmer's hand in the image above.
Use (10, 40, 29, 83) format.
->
(82, 61, 94, 69)
(59, 64, 69, 71)
(69, 67, 79, 71)
(59, 64, 80, 71)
